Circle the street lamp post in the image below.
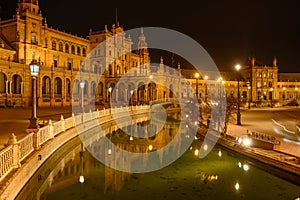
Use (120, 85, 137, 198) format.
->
(270, 87, 274, 108)
(235, 64, 241, 125)
(80, 81, 85, 113)
(28, 59, 39, 129)
(149, 75, 153, 104)
(195, 73, 199, 101)
(130, 90, 133, 110)
(217, 77, 222, 133)
(204, 75, 208, 103)
(248, 86, 251, 109)
(108, 87, 112, 108)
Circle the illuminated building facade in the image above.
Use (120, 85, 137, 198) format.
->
(0, 0, 299, 108)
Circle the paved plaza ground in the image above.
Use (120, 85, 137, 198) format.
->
(0, 106, 299, 156)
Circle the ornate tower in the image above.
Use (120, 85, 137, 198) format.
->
(14, 0, 44, 64)
(17, 0, 41, 17)
(137, 27, 150, 75)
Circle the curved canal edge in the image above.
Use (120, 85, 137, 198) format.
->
(0, 106, 150, 200)
(196, 125, 300, 185)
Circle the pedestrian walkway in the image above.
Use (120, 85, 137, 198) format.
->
(0, 107, 74, 149)
(226, 123, 300, 159)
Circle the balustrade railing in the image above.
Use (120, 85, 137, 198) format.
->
(0, 146, 13, 181)
(37, 126, 50, 146)
(0, 105, 150, 182)
(19, 133, 34, 162)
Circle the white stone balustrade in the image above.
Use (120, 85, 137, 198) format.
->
(0, 105, 150, 184)
(19, 132, 34, 162)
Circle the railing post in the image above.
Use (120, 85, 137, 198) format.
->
(8, 133, 21, 168)
(81, 112, 85, 123)
(49, 120, 54, 139)
(72, 113, 75, 128)
(33, 130, 40, 150)
(60, 115, 65, 132)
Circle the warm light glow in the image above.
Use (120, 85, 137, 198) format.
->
(238, 137, 243, 144)
(195, 72, 200, 79)
(296, 87, 299, 91)
(217, 77, 222, 82)
(194, 149, 199, 156)
(270, 87, 274, 91)
(204, 144, 208, 151)
(148, 145, 153, 151)
(243, 164, 249, 171)
(248, 86, 251, 90)
(149, 74, 153, 80)
(235, 64, 241, 71)
(283, 87, 286, 91)
(194, 136, 198, 140)
(29, 59, 39, 77)
(218, 149, 222, 157)
(129, 136, 133, 141)
(80, 81, 85, 89)
(235, 182, 240, 191)
(238, 162, 242, 168)
(108, 87, 112, 93)
(190, 146, 193, 150)
(130, 90, 133, 95)
(243, 138, 251, 146)
(79, 175, 85, 183)
(204, 75, 208, 80)
(108, 148, 112, 155)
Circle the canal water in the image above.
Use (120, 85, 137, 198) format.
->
(16, 119, 300, 200)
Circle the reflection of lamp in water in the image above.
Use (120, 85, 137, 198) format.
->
(129, 123, 134, 141)
(203, 144, 208, 151)
(79, 147, 84, 184)
(218, 149, 222, 157)
(108, 133, 112, 155)
(243, 164, 249, 171)
(235, 182, 240, 191)
(194, 149, 199, 156)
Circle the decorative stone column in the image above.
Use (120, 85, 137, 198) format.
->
(8, 133, 21, 168)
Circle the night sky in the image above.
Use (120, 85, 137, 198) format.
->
(1, 0, 299, 72)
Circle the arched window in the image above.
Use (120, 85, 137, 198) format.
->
(0, 72, 7, 93)
(73, 80, 80, 98)
(242, 91, 247, 99)
(42, 76, 51, 98)
(118, 83, 125, 101)
(269, 82, 272, 88)
(83, 81, 88, 96)
(91, 81, 96, 97)
(71, 45, 75, 54)
(54, 77, 62, 98)
(82, 48, 86, 56)
(77, 46, 81, 56)
(52, 41, 56, 50)
(65, 44, 69, 53)
(12, 74, 22, 94)
(66, 78, 71, 98)
(59, 42, 63, 51)
(109, 64, 112, 76)
(98, 82, 103, 97)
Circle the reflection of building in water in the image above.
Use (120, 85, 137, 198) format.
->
(27, 116, 187, 197)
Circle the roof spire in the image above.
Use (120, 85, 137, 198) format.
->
(115, 8, 118, 24)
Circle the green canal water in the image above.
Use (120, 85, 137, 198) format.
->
(16, 125, 300, 200)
